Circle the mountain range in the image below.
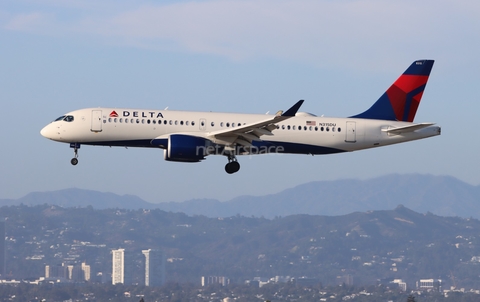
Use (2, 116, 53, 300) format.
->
(2, 174, 479, 219)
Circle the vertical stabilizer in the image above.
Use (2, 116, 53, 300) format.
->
(351, 60, 434, 122)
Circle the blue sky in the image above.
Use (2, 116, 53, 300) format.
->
(1, 0, 479, 203)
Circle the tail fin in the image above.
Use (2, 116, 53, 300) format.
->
(351, 59, 434, 122)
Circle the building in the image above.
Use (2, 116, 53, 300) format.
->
(0, 219, 5, 277)
(112, 249, 132, 285)
(81, 262, 91, 282)
(417, 279, 442, 292)
(391, 279, 407, 291)
(142, 249, 166, 286)
(202, 276, 230, 287)
(44, 262, 91, 282)
(45, 264, 68, 279)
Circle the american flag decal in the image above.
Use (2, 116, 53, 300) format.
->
(306, 121, 316, 126)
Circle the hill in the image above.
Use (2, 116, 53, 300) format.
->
(0, 188, 153, 210)
(2, 174, 479, 218)
(3, 204, 480, 288)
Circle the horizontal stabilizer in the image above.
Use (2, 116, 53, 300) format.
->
(382, 122, 435, 135)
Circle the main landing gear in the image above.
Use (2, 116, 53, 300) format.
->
(225, 154, 240, 174)
(70, 143, 80, 166)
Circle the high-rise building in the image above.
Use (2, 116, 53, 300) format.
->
(112, 249, 132, 285)
(68, 265, 82, 281)
(45, 264, 68, 279)
(45, 262, 91, 282)
(0, 219, 5, 276)
(201, 276, 230, 287)
(81, 262, 91, 282)
(142, 249, 165, 286)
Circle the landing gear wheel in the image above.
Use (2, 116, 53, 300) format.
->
(225, 160, 240, 174)
(71, 144, 79, 166)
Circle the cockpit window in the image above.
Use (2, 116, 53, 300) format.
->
(54, 116, 66, 122)
(64, 115, 74, 122)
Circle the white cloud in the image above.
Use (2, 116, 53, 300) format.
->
(4, 12, 53, 32)
(3, 0, 480, 70)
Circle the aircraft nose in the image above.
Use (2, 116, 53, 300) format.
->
(40, 124, 55, 139)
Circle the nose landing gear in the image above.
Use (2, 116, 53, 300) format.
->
(70, 143, 80, 166)
(225, 154, 240, 174)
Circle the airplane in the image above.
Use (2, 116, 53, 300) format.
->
(40, 59, 441, 174)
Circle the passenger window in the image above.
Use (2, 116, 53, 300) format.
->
(175, 120, 178, 125)
(293, 126, 296, 130)
(315, 127, 318, 131)
(238, 123, 241, 127)
(131, 119, 134, 123)
(282, 125, 285, 130)
(114, 118, 117, 123)
(186, 121, 189, 126)
(226, 123, 230, 127)
(220, 122, 224, 127)
(201, 121, 205, 126)
(180, 121, 184, 125)
(120, 118, 123, 123)
(211, 122, 215, 127)
(321, 127, 324, 131)
(338, 127, 341, 132)
(136, 119, 140, 124)
(231, 123, 235, 128)
(192, 121, 195, 126)
(108, 118, 112, 123)
(287, 125, 291, 130)
(152, 120, 156, 124)
(147, 119, 151, 124)
(169, 120, 173, 125)
(326, 127, 330, 131)
(125, 119, 128, 123)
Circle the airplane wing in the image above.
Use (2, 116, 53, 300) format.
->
(151, 100, 304, 148)
(382, 122, 435, 135)
(206, 100, 304, 147)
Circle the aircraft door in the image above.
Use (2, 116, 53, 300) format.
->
(345, 121, 356, 143)
(91, 110, 102, 132)
(199, 118, 207, 131)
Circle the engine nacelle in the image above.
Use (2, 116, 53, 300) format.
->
(163, 134, 209, 162)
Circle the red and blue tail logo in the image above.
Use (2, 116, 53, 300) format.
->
(351, 60, 434, 122)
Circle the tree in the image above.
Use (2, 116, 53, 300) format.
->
(407, 294, 416, 302)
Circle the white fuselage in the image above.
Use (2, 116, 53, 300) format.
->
(40, 107, 441, 155)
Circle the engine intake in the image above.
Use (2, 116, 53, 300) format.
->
(164, 134, 209, 162)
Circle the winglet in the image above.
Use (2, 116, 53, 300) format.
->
(282, 100, 304, 117)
